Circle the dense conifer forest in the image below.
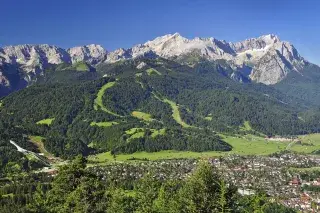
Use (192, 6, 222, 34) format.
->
(1, 58, 320, 160)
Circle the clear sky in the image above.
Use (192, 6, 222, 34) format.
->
(1, 0, 319, 64)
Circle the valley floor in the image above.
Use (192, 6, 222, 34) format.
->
(88, 133, 320, 163)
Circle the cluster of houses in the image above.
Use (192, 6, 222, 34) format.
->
(212, 154, 320, 212)
(40, 152, 319, 212)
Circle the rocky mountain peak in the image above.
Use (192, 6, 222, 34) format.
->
(0, 33, 310, 89)
(68, 44, 106, 65)
(0, 44, 70, 73)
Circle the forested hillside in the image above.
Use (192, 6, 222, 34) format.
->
(274, 63, 320, 105)
(1, 58, 320, 160)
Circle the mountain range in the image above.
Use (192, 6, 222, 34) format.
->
(1, 33, 320, 158)
(0, 33, 310, 97)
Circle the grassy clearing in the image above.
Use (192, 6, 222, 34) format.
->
(73, 62, 90, 71)
(1, 193, 14, 198)
(89, 134, 288, 162)
(151, 128, 166, 138)
(88, 142, 96, 148)
(94, 81, 122, 117)
(90, 121, 119, 127)
(125, 128, 165, 141)
(28, 135, 52, 156)
(240, 121, 252, 131)
(132, 111, 153, 122)
(205, 116, 212, 121)
(125, 128, 144, 135)
(146, 68, 162, 76)
(125, 128, 145, 140)
(221, 134, 287, 155)
(163, 98, 191, 128)
(89, 150, 222, 162)
(36, 118, 55, 126)
(289, 133, 320, 154)
(130, 131, 145, 140)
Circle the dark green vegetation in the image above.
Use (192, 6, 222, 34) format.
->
(0, 157, 296, 213)
(1, 58, 320, 161)
(274, 63, 320, 106)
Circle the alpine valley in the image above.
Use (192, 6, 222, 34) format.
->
(1, 33, 320, 169)
(3, 31, 320, 212)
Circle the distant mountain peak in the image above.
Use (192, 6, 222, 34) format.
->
(0, 33, 309, 91)
(68, 44, 106, 65)
(104, 33, 306, 84)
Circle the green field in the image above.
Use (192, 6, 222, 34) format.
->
(288, 133, 320, 153)
(89, 134, 288, 162)
(29, 135, 48, 155)
(1, 193, 14, 198)
(94, 81, 122, 117)
(162, 98, 191, 128)
(36, 118, 55, 126)
(89, 150, 221, 162)
(129, 131, 145, 140)
(146, 68, 162, 76)
(125, 128, 166, 141)
(205, 116, 212, 121)
(125, 128, 144, 135)
(151, 128, 166, 138)
(132, 111, 154, 122)
(126, 128, 145, 140)
(221, 134, 287, 155)
(73, 62, 90, 71)
(90, 121, 119, 127)
(240, 121, 252, 131)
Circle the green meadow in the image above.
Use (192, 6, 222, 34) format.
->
(289, 133, 320, 154)
(90, 121, 119, 127)
(131, 111, 154, 122)
(146, 68, 162, 76)
(36, 118, 55, 126)
(162, 98, 191, 128)
(88, 134, 289, 163)
(94, 81, 122, 117)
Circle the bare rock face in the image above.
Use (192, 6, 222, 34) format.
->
(250, 50, 290, 85)
(104, 33, 306, 84)
(0, 44, 71, 74)
(0, 33, 309, 94)
(248, 41, 305, 84)
(136, 62, 147, 69)
(68, 44, 106, 65)
(0, 71, 10, 86)
(0, 44, 107, 95)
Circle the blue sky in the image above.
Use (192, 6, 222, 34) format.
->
(1, 0, 319, 64)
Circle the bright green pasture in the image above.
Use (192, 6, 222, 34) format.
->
(94, 81, 122, 117)
(90, 121, 119, 127)
(36, 118, 55, 126)
(289, 134, 320, 154)
(132, 111, 153, 122)
(89, 134, 288, 162)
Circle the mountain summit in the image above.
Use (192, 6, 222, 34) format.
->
(108, 33, 306, 84)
